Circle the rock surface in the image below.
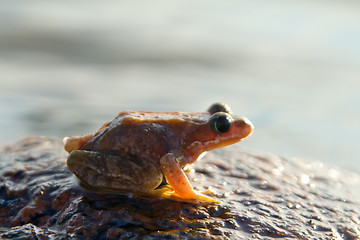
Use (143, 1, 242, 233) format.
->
(0, 136, 359, 239)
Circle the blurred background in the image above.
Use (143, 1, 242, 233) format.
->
(0, 0, 359, 172)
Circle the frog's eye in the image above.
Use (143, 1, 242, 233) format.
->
(210, 112, 233, 134)
(208, 103, 232, 114)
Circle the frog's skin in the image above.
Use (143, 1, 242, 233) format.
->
(64, 103, 253, 203)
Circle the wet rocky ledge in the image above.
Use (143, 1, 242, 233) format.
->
(0, 136, 359, 239)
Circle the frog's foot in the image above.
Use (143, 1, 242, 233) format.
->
(143, 185, 173, 198)
(158, 188, 220, 204)
(160, 153, 220, 204)
(147, 184, 219, 203)
(173, 191, 220, 203)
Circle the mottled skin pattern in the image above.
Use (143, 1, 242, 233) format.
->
(64, 103, 253, 202)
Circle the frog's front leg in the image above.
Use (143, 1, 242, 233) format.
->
(160, 153, 219, 203)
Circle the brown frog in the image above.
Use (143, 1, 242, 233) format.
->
(64, 103, 253, 203)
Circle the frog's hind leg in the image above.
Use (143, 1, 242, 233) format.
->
(67, 150, 164, 197)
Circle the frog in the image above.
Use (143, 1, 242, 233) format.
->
(64, 103, 253, 203)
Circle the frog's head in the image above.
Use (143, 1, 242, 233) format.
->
(184, 103, 253, 161)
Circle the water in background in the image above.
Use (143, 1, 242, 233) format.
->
(1, 0, 359, 172)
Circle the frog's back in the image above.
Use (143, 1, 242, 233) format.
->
(116, 110, 209, 124)
(79, 111, 201, 164)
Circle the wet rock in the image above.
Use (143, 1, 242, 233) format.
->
(0, 136, 359, 239)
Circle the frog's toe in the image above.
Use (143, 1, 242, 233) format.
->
(162, 190, 220, 204)
(195, 193, 221, 204)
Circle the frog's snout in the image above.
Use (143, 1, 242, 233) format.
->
(244, 117, 254, 138)
(236, 116, 254, 139)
